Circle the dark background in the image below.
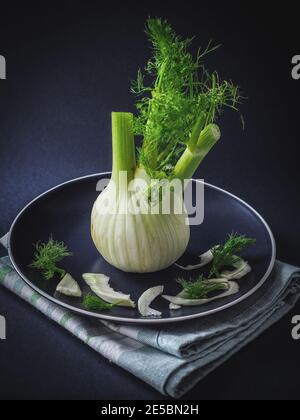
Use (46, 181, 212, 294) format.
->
(0, 1, 300, 400)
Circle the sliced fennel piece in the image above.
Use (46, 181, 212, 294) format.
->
(168, 279, 229, 310)
(221, 257, 251, 280)
(175, 250, 213, 271)
(82, 273, 135, 308)
(138, 286, 164, 317)
(163, 281, 239, 307)
(56, 273, 82, 297)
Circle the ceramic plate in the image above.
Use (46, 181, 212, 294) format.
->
(8, 173, 276, 324)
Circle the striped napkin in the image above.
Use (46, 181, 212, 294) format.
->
(1, 233, 300, 398)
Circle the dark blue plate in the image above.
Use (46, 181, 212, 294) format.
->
(8, 173, 276, 324)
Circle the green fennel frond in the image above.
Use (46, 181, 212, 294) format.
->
(209, 233, 256, 278)
(83, 294, 119, 311)
(132, 18, 242, 179)
(30, 237, 72, 280)
(177, 276, 228, 300)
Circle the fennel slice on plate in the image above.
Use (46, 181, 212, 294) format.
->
(82, 273, 135, 308)
(163, 281, 239, 308)
(221, 257, 252, 280)
(175, 250, 214, 271)
(138, 286, 164, 317)
(56, 273, 82, 298)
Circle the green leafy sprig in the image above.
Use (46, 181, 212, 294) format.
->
(210, 233, 256, 278)
(177, 276, 228, 300)
(132, 18, 242, 179)
(30, 237, 72, 280)
(83, 294, 120, 311)
(177, 233, 255, 299)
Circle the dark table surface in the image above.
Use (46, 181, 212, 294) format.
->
(0, 2, 300, 400)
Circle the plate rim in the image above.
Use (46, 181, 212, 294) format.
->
(8, 173, 276, 325)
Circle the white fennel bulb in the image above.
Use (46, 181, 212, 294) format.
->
(91, 114, 190, 273)
(92, 186, 190, 273)
(91, 112, 220, 274)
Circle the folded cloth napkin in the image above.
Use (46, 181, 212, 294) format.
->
(1, 233, 300, 398)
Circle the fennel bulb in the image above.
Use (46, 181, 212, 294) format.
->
(91, 112, 221, 273)
(92, 195, 190, 273)
(91, 114, 190, 273)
